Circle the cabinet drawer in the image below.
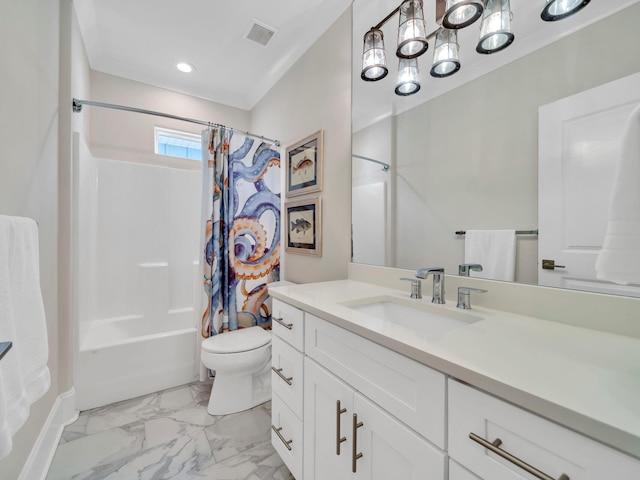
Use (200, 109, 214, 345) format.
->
(448, 379, 640, 480)
(305, 313, 446, 449)
(271, 392, 303, 480)
(272, 335, 304, 420)
(272, 299, 304, 351)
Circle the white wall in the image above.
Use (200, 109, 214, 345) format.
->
(88, 71, 251, 167)
(0, 1, 61, 477)
(353, 3, 640, 285)
(251, 7, 353, 284)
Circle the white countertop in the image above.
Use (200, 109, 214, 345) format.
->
(269, 279, 640, 459)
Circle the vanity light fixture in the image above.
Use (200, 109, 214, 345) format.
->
(396, 0, 429, 59)
(541, 0, 591, 22)
(361, 28, 389, 81)
(360, 0, 592, 92)
(476, 0, 514, 54)
(442, 0, 485, 29)
(430, 28, 460, 77)
(395, 58, 421, 96)
(176, 62, 194, 73)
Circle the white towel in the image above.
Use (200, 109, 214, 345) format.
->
(0, 215, 50, 460)
(464, 230, 516, 282)
(595, 104, 640, 285)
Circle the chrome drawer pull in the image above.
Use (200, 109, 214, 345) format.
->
(273, 317, 293, 330)
(352, 413, 364, 473)
(271, 366, 293, 385)
(469, 433, 570, 480)
(336, 400, 347, 455)
(271, 425, 293, 451)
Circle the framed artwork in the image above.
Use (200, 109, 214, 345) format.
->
(285, 197, 322, 256)
(286, 130, 323, 197)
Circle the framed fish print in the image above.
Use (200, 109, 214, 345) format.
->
(285, 197, 322, 256)
(286, 130, 323, 197)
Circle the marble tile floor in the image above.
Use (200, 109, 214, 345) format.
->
(46, 381, 295, 480)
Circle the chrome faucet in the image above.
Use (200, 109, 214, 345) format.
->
(459, 263, 483, 277)
(457, 287, 487, 310)
(415, 267, 445, 304)
(400, 278, 422, 299)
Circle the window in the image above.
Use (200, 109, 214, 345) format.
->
(154, 127, 202, 161)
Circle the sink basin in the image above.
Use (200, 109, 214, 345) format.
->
(342, 296, 482, 337)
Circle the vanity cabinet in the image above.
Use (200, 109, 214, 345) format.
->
(270, 296, 640, 480)
(270, 299, 305, 479)
(303, 312, 446, 479)
(448, 379, 640, 480)
(304, 357, 445, 479)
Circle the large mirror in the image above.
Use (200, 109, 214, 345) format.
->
(352, 0, 640, 297)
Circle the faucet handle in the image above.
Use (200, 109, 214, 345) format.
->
(400, 278, 422, 299)
(459, 264, 483, 277)
(457, 287, 487, 310)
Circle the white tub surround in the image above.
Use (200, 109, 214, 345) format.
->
(268, 279, 640, 462)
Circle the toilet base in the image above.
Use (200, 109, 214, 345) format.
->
(206, 360, 271, 415)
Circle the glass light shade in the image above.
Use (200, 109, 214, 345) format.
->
(541, 0, 591, 21)
(396, 0, 429, 59)
(361, 29, 388, 81)
(395, 58, 420, 96)
(442, 0, 485, 29)
(430, 29, 460, 78)
(476, 0, 514, 54)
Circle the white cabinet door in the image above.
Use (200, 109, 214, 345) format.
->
(353, 392, 445, 480)
(304, 357, 353, 480)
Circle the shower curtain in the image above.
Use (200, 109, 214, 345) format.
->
(199, 127, 281, 344)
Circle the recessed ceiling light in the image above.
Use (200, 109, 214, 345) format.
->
(176, 62, 194, 73)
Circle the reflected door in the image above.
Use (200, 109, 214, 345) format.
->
(538, 72, 640, 296)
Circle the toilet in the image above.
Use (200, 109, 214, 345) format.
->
(201, 326, 272, 415)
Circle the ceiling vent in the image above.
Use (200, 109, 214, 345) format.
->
(243, 19, 277, 46)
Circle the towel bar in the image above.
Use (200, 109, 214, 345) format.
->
(455, 229, 538, 236)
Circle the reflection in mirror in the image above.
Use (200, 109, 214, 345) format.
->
(352, 0, 640, 296)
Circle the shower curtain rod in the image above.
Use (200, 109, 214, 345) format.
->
(72, 98, 280, 147)
(352, 154, 389, 171)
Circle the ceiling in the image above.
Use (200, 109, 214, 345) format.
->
(74, 0, 353, 111)
(74, 0, 639, 130)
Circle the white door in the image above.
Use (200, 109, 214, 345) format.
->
(538, 72, 640, 296)
(353, 392, 445, 480)
(303, 358, 353, 480)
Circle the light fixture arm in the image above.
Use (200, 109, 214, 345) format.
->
(373, 6, 401, 30)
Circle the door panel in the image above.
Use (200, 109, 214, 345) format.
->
(538, 72, 640, 296)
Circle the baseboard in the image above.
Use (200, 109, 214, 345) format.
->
(18, 388, 78, 480)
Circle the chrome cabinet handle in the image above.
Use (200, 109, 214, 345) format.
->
(271, 425, 293, 451)
(271, 366, 293, 385)
(352, 413, 364, 473)
(469, 433, 570, 480)
(273, 316, 293, 330)
(336, 400, 347, 455)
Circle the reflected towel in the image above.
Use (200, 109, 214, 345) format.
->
(464, 230, 516, 282)
(0, 215, 50, 460)
(596, 104, 640, 285)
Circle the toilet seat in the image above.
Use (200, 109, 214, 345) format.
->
(202, 326, 271, 354)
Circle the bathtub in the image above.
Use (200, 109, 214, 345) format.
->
(75, 308, 198, 410)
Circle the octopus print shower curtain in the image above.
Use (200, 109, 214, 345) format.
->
(199, 127, 281, 343)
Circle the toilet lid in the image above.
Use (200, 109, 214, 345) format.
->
(201, 326, 271, 354)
